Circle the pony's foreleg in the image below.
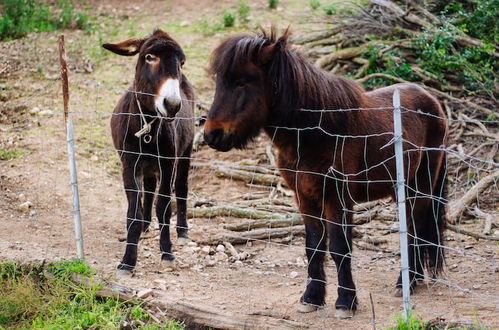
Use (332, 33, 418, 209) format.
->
(118, 165, 144, 273)
(174, 145, 192, 243)
(298, 199, 327, 312)
(157, 161, 174, 261)
(142, 176, 157, 233)
(327, 206, 357, 317)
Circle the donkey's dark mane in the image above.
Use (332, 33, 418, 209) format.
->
(210, 28, 366, 129)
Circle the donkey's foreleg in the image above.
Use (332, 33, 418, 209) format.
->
(298, 201, 327, 312)
(142, 176, 157, 233)
(118, 166, 144, 273)
(327, 208, 357, 318)
(174, 148, 192, 243)
(157, 163, 175, 261)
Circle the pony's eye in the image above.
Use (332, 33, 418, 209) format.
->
(145, 54, 157, 63)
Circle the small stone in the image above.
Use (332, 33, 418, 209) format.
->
(214, 252, 228, 262)
(18, 201, 32, 212)
(295, 257, 306, 266)
(187, 241, 198, 247)
(18, 193, 27, 202)
(234, 260, 243, 266)
(90, 155, 99, 161)
(192, 247, 201, 252)
(29, 107, 40, 115)
(179, 20, 190, 27)
(289, 271, 299, 279)
(137, 288, 154, 299)
(29, 210, 36, 217)
(216, 244, 226, 253)
(238, 251, 250, 260)
(38, 109, 54, 116)
(472, 284, 481, 290)
(200, 246, 211, 255)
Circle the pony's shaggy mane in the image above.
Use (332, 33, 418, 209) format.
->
(210, 27, 366, 129)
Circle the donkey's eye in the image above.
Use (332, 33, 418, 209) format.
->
(145, 54, 157, 63)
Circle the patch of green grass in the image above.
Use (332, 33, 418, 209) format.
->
(222, 11, 236, 28)
(238, 1, 251, 24)
(268, 0, 279, 9)
(0, 260, 184, 329)
(323, 2, 338, 15)
(387, 311, 425, 330)
(0, 0, 92, 41)
(0, 148, 26, 161)
(309, 0, 321, 10)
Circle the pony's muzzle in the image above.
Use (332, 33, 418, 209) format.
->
(204, 128, 231, 151)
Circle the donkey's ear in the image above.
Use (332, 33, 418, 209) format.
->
(102, 38, 144, 56)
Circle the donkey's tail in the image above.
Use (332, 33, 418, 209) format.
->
(420, 153, 447, 277)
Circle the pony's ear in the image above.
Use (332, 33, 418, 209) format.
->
(259, 27, 291, 64)
(102, 38, 144, 56)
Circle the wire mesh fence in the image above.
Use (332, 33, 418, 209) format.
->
(1, 50, 497, 328)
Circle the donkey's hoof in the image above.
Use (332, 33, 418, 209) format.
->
(335, 308, 354, 319)
(297, 302, 319, 313)
(116, 269, 134, 278)
(177, 237, 190, 246)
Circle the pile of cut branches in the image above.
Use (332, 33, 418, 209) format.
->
(292, 0, 497, 232)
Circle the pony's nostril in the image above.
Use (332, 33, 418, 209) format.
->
(204, 128, 224, 146)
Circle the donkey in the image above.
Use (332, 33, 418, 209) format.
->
(204, 28, 447, 318)
(103, 29, 195, 276)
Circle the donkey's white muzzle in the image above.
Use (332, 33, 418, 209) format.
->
(154, 78, 181, 117)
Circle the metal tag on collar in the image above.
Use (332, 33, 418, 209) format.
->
(143, 134, 152, 144)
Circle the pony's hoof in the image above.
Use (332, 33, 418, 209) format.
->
(297, 302, 319, 313)
(335, 308, 354, 319)
(177, 237, 190, 246)
(116, 269, 133, 278)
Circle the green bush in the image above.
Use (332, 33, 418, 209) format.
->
(323, 2, 338, 15)
(309, 0, 321, 10)
(222, 11, 235, 27)
(0, 0, 91, 41)
(238, 1, 251, 23)
(268, 0, 279, 9)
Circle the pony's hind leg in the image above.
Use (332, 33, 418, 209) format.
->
(118, 163, 144, 274)
(142, 176, 157, 233)
(298, 199, 327, 313)
(157, 160, 175, 261)
(174, 145, 192, 244)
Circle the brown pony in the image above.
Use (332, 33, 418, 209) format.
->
(204, 28, 447, 318)
(103, 29, 195, 276)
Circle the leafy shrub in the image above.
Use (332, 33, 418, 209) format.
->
(238, 1, 251, 23)
(323, 2, 338, 15)
(0, 0, 91, 41)
(309, 0, 321, 10)
(222, 11, 235, 27)
(268, 0, 279, 9)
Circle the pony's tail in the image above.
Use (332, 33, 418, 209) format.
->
(419, 153, 447, 277)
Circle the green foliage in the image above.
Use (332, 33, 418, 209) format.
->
(358, 2, 496, 97)
(268, 0, 279, 9)
(440, 0, 498, 43)
(0, 260, 184, 329)
(388, 311, 425, 330)
(323, 2, 338, 15)
(0, 0, 91, 41)
(238, 1, 251, 23)
(0, 148, 26, 160)
(309, 0, 321, 10)
(222, 11, 235, 28)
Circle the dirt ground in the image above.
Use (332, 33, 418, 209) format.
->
(0, 0, 497, 329)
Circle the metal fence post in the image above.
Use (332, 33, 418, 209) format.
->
(393, 89, 411, 319)
(59, 35, 84, 260)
